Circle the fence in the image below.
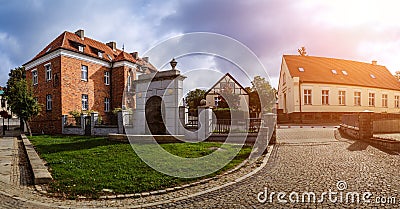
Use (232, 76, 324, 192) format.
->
(64, 117, 82, 128)
(95, 114, 118, 126)
(0, 118, 20, 126)
(211, 118, 262, 134)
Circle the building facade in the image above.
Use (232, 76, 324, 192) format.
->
(24, 30, 156, 134)
(278, 55, 400, 123)
(205, 73, 249, 111)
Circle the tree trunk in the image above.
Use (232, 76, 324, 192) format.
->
(24, 119, 32, 137)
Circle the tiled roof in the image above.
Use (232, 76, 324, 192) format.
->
(283, 55, 400, 91)
(26, 31, 157, 72)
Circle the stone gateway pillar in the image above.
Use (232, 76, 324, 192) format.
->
(127, 60, 186, 135)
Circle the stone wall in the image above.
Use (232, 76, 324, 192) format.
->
(340, 112, 372, 140)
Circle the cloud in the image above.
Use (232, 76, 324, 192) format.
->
(1, 0, 400, 88)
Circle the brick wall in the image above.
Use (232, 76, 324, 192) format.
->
(278, 111, 345, 124)
(60, 56, 111, 123)
(26, 55, 114, 134)
(111, 66, 126, 110)
(111, 66, 141, 110)
(26, 56, 62, 134)
(26, 54, 153, 134)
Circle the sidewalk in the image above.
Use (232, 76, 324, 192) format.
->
(0, 138, 13, 184)
(0, 129, 22, 184)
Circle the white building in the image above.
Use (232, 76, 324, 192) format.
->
(205, 73, 249, 112)
(277, 55, 400, 123)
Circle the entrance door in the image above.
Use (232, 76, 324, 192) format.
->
(145, 96, 166, 135)
(84, 116, 91, 136)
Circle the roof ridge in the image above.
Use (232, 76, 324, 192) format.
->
(283, 54, 380, 66)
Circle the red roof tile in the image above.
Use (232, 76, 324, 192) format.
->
(26, 31, 157, 72)
(283, 55, 400, 91)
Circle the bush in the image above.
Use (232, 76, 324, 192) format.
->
(213, 108, 247, 119)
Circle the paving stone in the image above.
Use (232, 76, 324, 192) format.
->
(0, 129, 399, 208)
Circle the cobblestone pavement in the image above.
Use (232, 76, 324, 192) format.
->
(155, 128, 400, 208)
(0, 128, 399, 208)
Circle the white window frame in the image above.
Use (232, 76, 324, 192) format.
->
(338, 90, 346, 105)
(304, 89, 312, 105)
(45, 63, 52, 81)
(322, 90, 329, 105)
(81, 65, 88, 81)
(32, 69, 38, 85)
(98, 51, 103, 58)
(78, 45, 84, 52)
(82, 94, 88, 110)
(354, 91, 361, 106)
(104, 71, 110, 85)
(382, 94, 388, 107)
(214, 97, 221, 106)
(46, 94, 52, 111)
(395, 95, 400, 108)
(127, 75, 131, 91)
(104, 98, 110, 112)
(368, 93, 375, 107)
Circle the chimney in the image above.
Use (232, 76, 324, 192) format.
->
(142, 57, 149, 63)
(75, 29, 84, 40)
(106, 41, 117, 51)
(372, 60, 377, 65)
(131, 52, 138, 59)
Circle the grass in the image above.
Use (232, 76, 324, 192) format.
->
(28, 135, 252, 199)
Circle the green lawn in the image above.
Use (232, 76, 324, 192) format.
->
(28, 135, 251, 199)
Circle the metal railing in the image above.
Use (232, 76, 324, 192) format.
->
(0, 118, 20, 126)
(64, 117, 82, 128)
(211, 118, 262, 134)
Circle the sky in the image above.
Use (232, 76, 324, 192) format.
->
(1, 0, 400, 91)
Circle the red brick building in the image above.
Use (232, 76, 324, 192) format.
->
(24, 30, 156, 134)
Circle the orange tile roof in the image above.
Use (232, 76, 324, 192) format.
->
(26, 31, 157, 72)
(283, 55, 400, 91)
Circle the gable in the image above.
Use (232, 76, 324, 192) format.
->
(206, 73, 249, 95)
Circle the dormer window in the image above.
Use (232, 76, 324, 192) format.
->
(331, 69, 337, 74)
(98, 51, 103, 58)
(298, 67, 304, 72)
(370, 74, 376, 79)
(78, 45, 84, 52)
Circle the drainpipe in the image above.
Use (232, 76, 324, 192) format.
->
(110, 62, 113, 110)
(298, 80, 302, 123)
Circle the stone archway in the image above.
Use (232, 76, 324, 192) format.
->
(145, 96, 166, 135)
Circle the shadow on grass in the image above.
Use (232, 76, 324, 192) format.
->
(31, 136, 121, 154)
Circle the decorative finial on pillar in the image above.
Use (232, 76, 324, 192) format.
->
(170, 58, 177, 70)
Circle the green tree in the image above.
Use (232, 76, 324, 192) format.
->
(185, 89, 206, 110)
(5, 67, 41, 136)
(249, 76, 277, 114)
(217, 89, 240, 109)
(245, 87, 261, 116)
